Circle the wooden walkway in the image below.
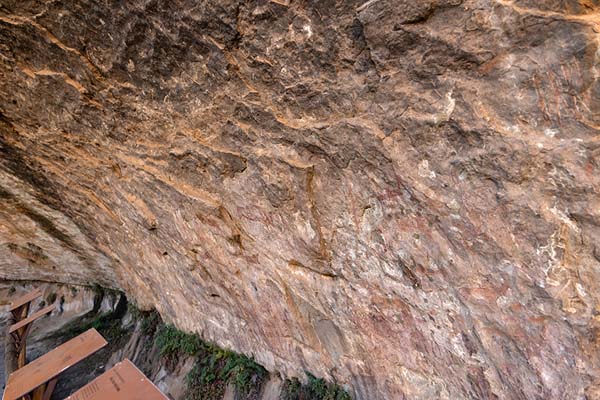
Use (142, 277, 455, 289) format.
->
(66, 359, 168, 400)
(2, 288, 169, 399)
(4, 328, 107, 400)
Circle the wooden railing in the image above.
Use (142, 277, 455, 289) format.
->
(4, 312, 18, 378)
(2, 288, 169, 400)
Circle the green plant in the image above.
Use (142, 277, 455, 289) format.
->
(185, 344, 267, 399)
(127, 302, 142, 319)
(307, 373, 350, 400)
(155, 324, 203, 357)
(59, 295, 128, 342)
(222, 350, 267, 395)
(127, 304, 161, 336)
(281, 378, 302, 400)
(157, 324, 348, 400)
(282, 373, 351, 400)
(140, 309, 161, 336)
(59, 311, 120, 341)
(186, 351, 226, 400)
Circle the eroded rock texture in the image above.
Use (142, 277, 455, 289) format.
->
(0, 0, 599, 398)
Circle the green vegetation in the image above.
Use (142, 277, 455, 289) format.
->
(127, 302, 142, 319)
(124, 306, 161, 377)
(155, 324, 203, 357)
(282, 373, 351, 400)
(186, 343, 267, 400)
(282, 378, 302, 400)
(132, 308, 350, 400)
(62, 308, 126, 342)
(152, 323, 267, 399)
(128, 304, 162, 336)
(140, 309, 161, 335)
(60, 290, 128, 342)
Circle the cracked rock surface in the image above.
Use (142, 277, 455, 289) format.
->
(1, 1, 599, 399)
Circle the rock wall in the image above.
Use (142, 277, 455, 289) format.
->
(0, 1, 599, 398)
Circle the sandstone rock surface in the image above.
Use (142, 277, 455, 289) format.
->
(0, 1, 599, 398)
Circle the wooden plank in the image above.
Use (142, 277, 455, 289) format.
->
(3, 328, 107, 400)
(65, 359, 169, 400)
(9, 304, 56, 334)
(9, 288, 42, 312)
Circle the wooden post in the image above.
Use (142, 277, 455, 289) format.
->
(11, 303, 30, 322)
(4, 313, 18, 379)
(9, 289, 43, 322)
(11, 319, 34, 369)
(31, 383, 45, 400)
(8, 304, 56, 371)
(20, 304, 29, 320)
(42, 378, 57, 400)
(17, 335, 27, 369)
(30, 378, 56, 400)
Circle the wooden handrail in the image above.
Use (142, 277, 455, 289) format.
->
(9, 289, 42, 321)
(3, 328, 107, 400)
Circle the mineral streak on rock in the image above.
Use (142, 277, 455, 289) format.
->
(0, 0, 599, 399)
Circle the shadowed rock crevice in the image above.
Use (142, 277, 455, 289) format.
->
(0, 187, 83, 257)
(0, 116, 62, 208)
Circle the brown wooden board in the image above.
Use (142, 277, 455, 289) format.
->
(9, 304, 56, 334)
(65, 359, 169, 400)
(9, 289, 42, 312)
(2, 328, 107, 400)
